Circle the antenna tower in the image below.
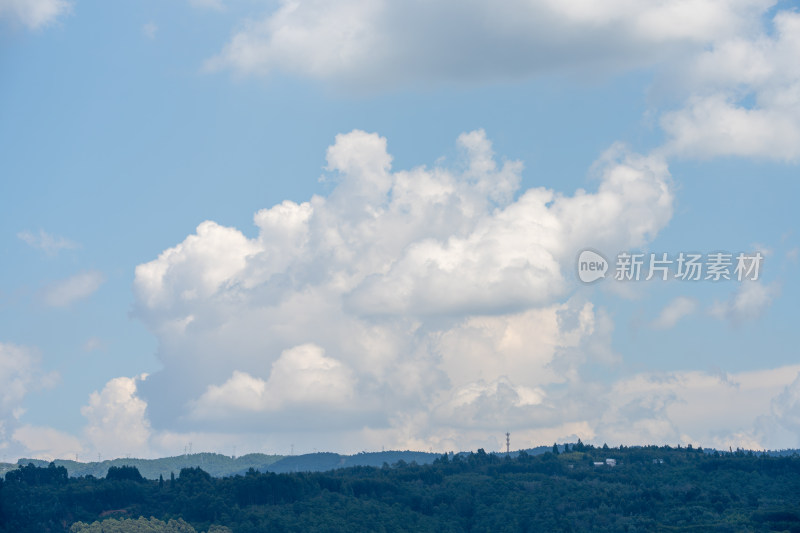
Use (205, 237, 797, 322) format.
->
(506, 432, 510, 455)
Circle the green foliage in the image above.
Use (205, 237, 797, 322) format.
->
(5, 462, 67, 486)
(107, 466, 145, 483)
(3, 446, 800, 532)
(70, 517, 198, 532)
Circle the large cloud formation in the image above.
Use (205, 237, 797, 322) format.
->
(205, 0, 765, 86)
(661, 10, 800, 161)
(127, 129, 679, 452)
(7, 128, 790, 459)
(207, 1, 800, 161)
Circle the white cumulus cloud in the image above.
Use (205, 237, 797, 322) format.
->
(131, 129, 672, 449)
(191, 343, 356, 420)
(661, 10, 800, 161)
(205, 0, 766, 88)
(205, 1, 800, 162)
(81, 375, 152, 459)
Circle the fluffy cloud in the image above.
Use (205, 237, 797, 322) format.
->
(0, 0, 71, 29)
(661, 10, 800, 160)
(81, 375, 152, 459)
(206, 1, 800, 161)
(41, 270, 105, 307)
(16, 361, 800, 460)
(130, 129, 672, 449)
(661, 94, 800, 161)
(205, 0, 766, 87)
(191, 344, 357, 424)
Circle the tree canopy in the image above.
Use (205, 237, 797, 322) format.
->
(2, 446, 800, 532)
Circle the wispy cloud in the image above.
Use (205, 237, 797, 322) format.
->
(710, 281, 779, 326)
(82, 337, 104, 353)
(142, 21, 157, 40)
(0, 342, 59, 455)
(42, 271, 105, 308)
(18, 229, 79, 256)
(0, 0, 72, 29)
(12, 425, 83, 461)
(652, 296, 697, 330)
(188, 0, 224, 11)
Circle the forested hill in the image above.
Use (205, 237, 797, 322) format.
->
(8, 453, 284, 480)
(3, 444, 800, 532)
(265, 450, 440, 473)
(5, 450, 450, 480)
(8, 445, 796, 480)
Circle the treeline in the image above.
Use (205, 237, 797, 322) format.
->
(11, 453, 285, 480)
(9, 450, 443, 479)
(2, 444, 800, 532)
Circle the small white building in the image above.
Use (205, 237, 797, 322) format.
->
(594, 459, 617, 467)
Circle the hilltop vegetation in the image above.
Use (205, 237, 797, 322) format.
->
(9, 450, 443, 480)
(12, 453, 284, 480)
(2, 444, 800, 532)
(70, 517, 222, 532)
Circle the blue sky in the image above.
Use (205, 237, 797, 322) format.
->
(1, 0, 799, 461)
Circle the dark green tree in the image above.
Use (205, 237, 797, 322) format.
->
(106, 465, 144, 482)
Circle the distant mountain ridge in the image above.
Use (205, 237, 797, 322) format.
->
(7, 450, 444, 479)
(7, 445, 799, 480)
(8, 452, 284, 480)
(263, 450, 440, 474)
